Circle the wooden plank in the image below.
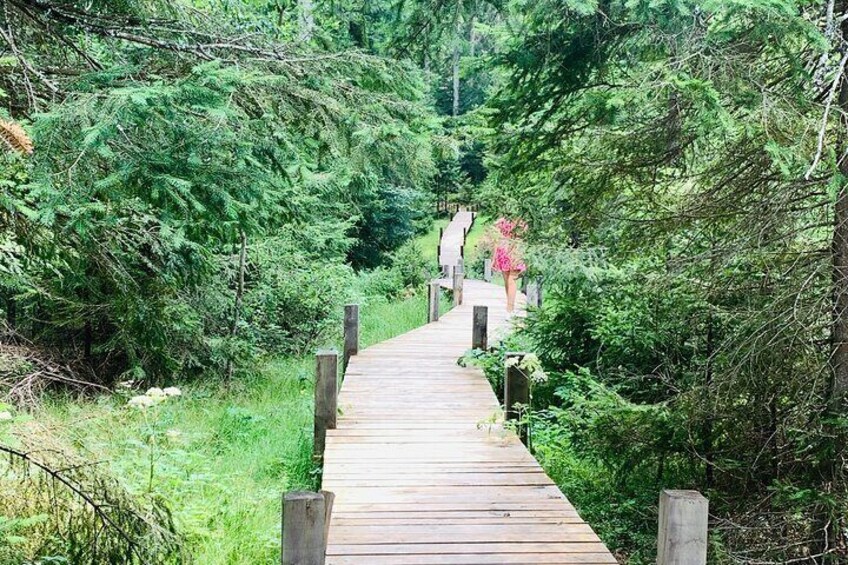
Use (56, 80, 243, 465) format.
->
(326, 542, 612, 556)
(328, 553, 617, 564)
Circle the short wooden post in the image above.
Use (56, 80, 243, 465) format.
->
(657, 490, 709, 565)
(282, 491, 327, 565)
(436, 243, 441, 267)
(428, 280, 440, 323)
(536, 277, 543, 307)
(343, 305, 359, 371)
(472, 306, 488, 349)
(320, 490, 334, 548)
(527, 279, 543, 308)
(505, 352, 529, 445)
(453, 265, 464, 306)
(483, 258, 493, 282)
(313, 350, 338, 460)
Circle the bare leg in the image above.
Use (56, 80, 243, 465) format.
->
(502, 270, 511, 310)
(506, 270, 518, 312)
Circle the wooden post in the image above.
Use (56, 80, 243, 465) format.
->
(460, 244, 464, 260)
(483, 258, 493, 282)
(657, 490, 709, 565)
(320, 490, 334, 548)
(453, 265, 464, 306)
(537, 277, 543, 308)
(282, 491, 327, 565)
(313, 350, 338, 460)
(428, 281, 440, 323)
(472, 306, 488, 349)
(527, 279, 543, 308)
(436, 243, 441, 267)
(343, 305, 359, 371)
(505, 352, 529, 445)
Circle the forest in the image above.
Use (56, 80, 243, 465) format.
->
(1, 0, 847, 563)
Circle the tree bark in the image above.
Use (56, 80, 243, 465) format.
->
(452, 3, 462, 117)
(226, 229, 247, 381)
(830, 12, 848, 415)
(452, 44, 460, 116)
(298, 0, 315, 41)
(6, 297, 15, 330)
(469, 0, 478, 59)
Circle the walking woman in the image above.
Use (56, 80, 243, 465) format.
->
(486, 217, 527, 312)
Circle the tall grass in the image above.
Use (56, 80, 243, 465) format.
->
(419, 217, 450, 266)
(18, 285, 446, 564)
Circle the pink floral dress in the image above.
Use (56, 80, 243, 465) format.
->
(492, 217, 526, 273)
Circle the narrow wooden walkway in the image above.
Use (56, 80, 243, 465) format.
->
(438, 210, 474, 270)
(322, 212, 616, 564)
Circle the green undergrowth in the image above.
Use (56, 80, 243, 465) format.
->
(419, 217, 450, 267)
(4, 278, 450, 564)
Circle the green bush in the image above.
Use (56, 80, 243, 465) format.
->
(244, 237, 355, 356)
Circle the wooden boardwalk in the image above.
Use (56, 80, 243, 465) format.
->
(322, 212, 616, 564)
(438, 210, 474, 270)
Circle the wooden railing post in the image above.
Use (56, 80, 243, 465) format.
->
(282, 490, 333, 565)
(428, 280, 440, 323)
(537, 277, 543, 307)
(453, 264, 464, 306)
(483, 258, 493, 282)
(527, 278, 543, 308)
(505, 352, 529, 445)
(472, 305, 488, 349)
(343, 305, 359, 370)
(657, 490, 709, 565)
(313, 350, 338, 460)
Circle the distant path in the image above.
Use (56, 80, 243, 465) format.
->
(438, 209, 474, 271)
(322, 211, 615, 564)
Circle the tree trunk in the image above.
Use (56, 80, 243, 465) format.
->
(452, 44, 460, 117)
(830, 14, 848, 415)
(452, 3, 462, 117)
(704, 305, 715, 490)
(469, 0, 478, 59)
(298, 0, 315, 41)
(226, 229, 247, 381)
(6, 297, 15, 330)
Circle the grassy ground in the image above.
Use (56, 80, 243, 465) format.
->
(2, 216, 460, 564)
(10, 285, 452, 564)
(465, 214, 490, 268)
(420, 217, 450, 267)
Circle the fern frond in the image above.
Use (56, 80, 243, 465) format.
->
(0, 119, 33, 155)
